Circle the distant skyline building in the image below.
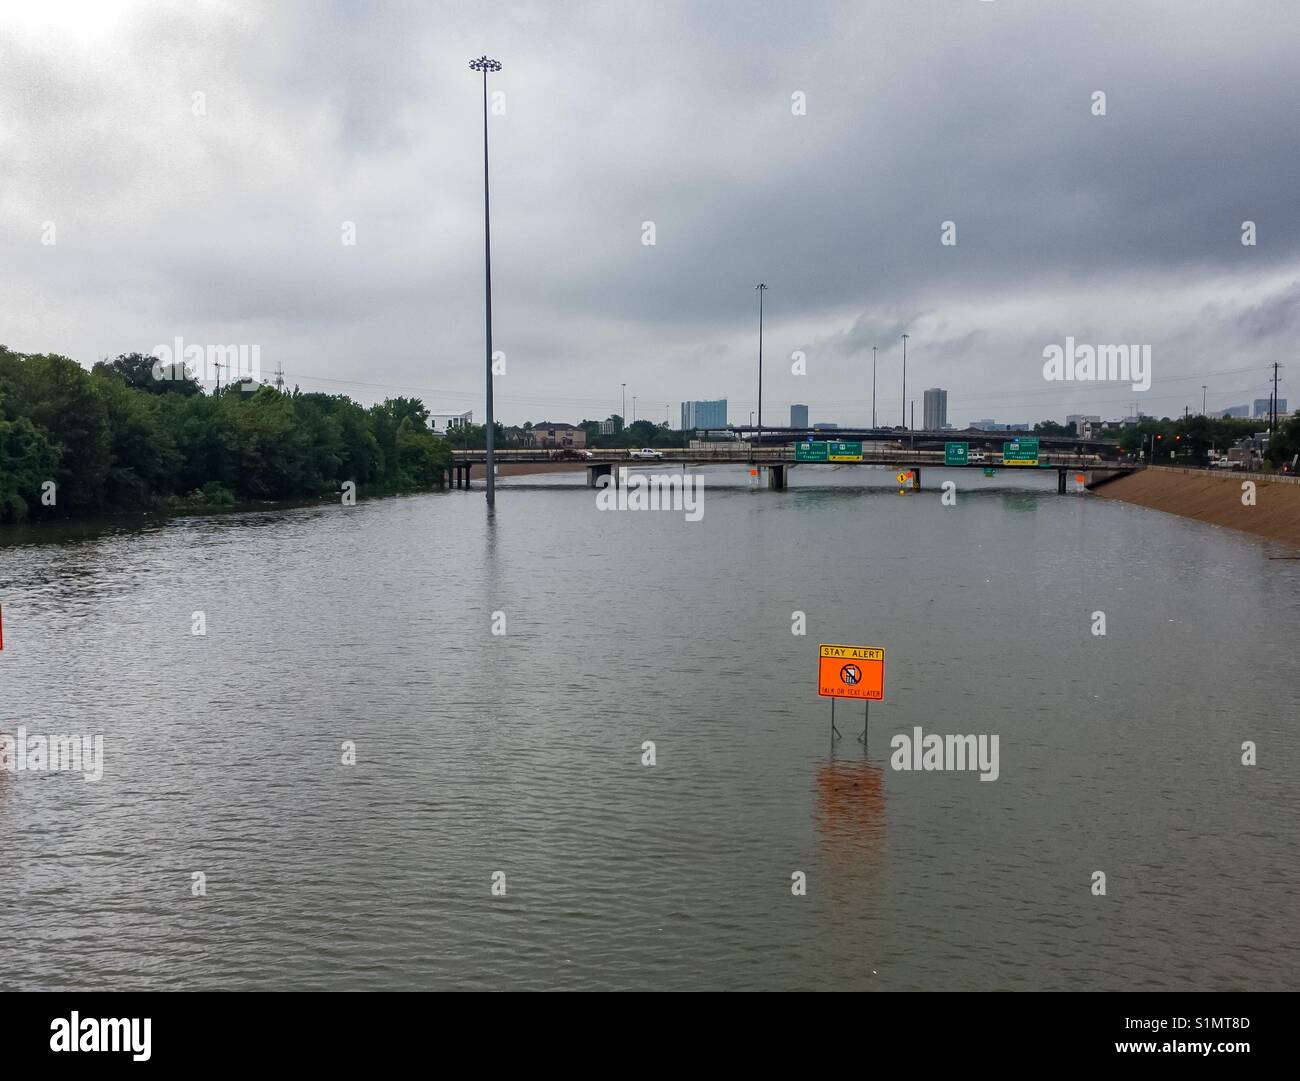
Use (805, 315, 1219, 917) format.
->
(1253, 397, 1287, 418)
(790, 404, 809, 428)
(1221, 404, 1250, 418)
(969, 419, 1029, 432)
(923, 388, 947, 431)
(1066, 413, 1101, 435)
(680, 398, 728, 430)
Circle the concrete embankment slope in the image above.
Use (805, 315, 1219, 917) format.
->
(1094, 466, 1300, 547)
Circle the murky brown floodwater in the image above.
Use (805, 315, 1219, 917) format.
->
(1, 466, 1296, 989)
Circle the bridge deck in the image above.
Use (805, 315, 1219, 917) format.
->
(449, 449, 1132, 470)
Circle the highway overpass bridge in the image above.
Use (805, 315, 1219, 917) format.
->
(447, 445, 1137, 493)
(706, 425, 1121, 457)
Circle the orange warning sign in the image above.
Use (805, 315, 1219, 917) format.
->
(818, 643, 884, 700)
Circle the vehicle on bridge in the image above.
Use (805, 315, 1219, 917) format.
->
(629, 448, 664, 460)
(550, 448, 593, 461)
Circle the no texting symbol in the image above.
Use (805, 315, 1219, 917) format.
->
(840, 663, 861, 686)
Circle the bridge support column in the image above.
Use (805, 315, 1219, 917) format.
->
(1057, 468, 1066, 494)
(913, 466, 921, 491)
(588, 463, 618, 489)
(767, 464, 787, 490)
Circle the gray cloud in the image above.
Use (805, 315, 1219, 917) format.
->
(1, 0, 1297, 425)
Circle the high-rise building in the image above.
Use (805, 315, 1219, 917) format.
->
(922, 388, 947, 431)
(1221, 405, 1250, 418)
(1253, 398, 1288, 418)
(790, 404, 809, 428)
(680, 399, 728, 430)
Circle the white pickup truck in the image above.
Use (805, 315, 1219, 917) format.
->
(629, 448, 664, 460)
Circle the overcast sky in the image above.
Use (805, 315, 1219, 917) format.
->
(2, 0, 1297, 427)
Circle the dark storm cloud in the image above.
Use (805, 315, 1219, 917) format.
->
(2, 0, 1297, 424)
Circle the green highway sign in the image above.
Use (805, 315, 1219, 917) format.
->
(795, 441, 829, 462)
(944, 441, 969, 466)
(827, 441, 863, 462)
(1002, 437, 1039, 466)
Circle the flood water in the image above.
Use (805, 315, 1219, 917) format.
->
(1, 465, 1297, 990)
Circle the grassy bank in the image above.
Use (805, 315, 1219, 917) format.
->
(1094, 466, 1300, 547)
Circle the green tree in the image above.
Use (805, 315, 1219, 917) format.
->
(92, 352, 201, 395)
(0, 414, 59, 521)
(0, 350, 112, 514)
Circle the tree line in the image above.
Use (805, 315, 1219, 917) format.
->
(0, 348, 452, 523)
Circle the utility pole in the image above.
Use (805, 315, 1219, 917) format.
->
(1271, 362, 1282, 433)
(756, 283, 767, 452)
(901, 333, 909, 429)
(872, 346, 877, 429)
(470, 55, 503, 508)
(214, 360, 222, 394)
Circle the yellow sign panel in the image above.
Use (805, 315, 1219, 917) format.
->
(818, 643, 885, 700)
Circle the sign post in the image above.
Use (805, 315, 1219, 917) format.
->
(818, 643, 885, 746)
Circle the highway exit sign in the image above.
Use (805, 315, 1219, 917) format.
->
(944, 442, 969, 466)
(1003, 437, 1039, 466)
(795, 441, 828, 462)
(827, 441, 863, 461)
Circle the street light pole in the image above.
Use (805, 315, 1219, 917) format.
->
(756, 284, 768, 453)
(1202, 385, 1207, 416)
(469, 55, 502, 508)
(901, 333, 909, 429)
(633, 395, 637, 424)
(621, 383, 626, 430)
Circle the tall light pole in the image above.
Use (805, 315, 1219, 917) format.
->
(901, 333, 909, 429)
(621, 384, 626, 430)
(872, 345, 878, 429)
(1202, 385, 1207, 415)
(470, 55, 502, 508)
(756, 283, 767, 452)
